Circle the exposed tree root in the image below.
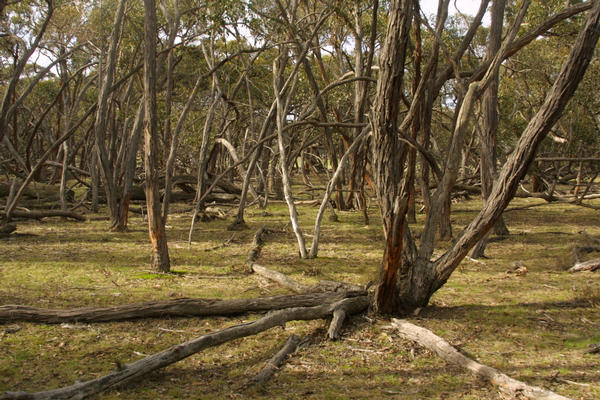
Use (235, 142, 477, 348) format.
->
(0, 291, 366, 324)
(391, 319, 571, 400)
(1, 296, 369, 400)
(244, 334, 300, 387)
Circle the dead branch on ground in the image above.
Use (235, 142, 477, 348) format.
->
(391, 319, 571, 400)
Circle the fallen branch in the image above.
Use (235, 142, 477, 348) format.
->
(245, 334, 300, 387)
(391, 319, 571, 400)
(1, 296, 369, 400)
(0, 291, 366, 324)
(251, 263, 312, 294)
(327, 307, 347, 341)
(204, 233, 236, 252)
(246, 228, 363, 294)
(569, 258, 600, 273)
(0, 209, 86, 221)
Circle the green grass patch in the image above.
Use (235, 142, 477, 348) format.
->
(0, 194, 599, 399)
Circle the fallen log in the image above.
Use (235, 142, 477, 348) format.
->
(1, 296, 369, 400)
(0, 210, 86, 221)
(0, 182, 74, 202)
(391, 319, 571, 400)
(0, 291, 366, 324)
(245, 334, 300, 387)
(569, 258, 600, 272)
(44, 161, 90, 177)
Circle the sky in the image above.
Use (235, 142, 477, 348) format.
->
(420, 0, 491, 25)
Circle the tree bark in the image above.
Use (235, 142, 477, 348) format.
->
(370, 0, 413, 314)
(0, 291, 365, 324)
(471, 0, 509, 258)
(1, 297, 369, 400)
(143, 0, 170, 272)
(392, 319, 571, 400)
(245, 334, 300, 387)
(93, 0, 127, 230)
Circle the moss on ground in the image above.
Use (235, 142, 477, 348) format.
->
(0, 196, 599, 399)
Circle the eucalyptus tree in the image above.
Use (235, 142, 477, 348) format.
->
(372, 0, 600, 314)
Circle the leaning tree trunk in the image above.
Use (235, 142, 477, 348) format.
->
(143, 0, 170, 272)
(373, 0, 600, 314)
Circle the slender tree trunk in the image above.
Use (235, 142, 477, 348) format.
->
(118, 102, 144, 230)
(94, 0, 127, 230)
(273, 53, 308, 259)
(143, 0, 170, 272)
(471, 0, 509, 258)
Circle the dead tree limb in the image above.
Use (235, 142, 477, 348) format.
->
(1, 296, 369, 400)
(0, 291, 366, 324)
(569, 258, 600, 273)
(327, 308, 347, 341)
(391, 319, 571, 400)
(251, 263, 312, 294)
(0, 210, 86, 221)
(245, 334, 300, 387)
(246, 227, 364, 294)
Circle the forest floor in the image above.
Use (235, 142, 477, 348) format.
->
(0, 194, 599, 399)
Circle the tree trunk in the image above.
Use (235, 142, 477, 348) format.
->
(1, 297, 368, 400)
(0, 291, 364, 324)
(143, 0, 170, 272)
(471, 0, 509, 258)
(373, 0, 600, 314)
(273, 53, 308, 259)
(94, 0, 127, 230)
(371, 0, 413, 314)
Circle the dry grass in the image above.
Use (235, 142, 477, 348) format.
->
(1, 196, 599, 399)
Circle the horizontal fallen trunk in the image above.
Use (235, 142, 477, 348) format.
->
(0, 210, 85, 221)
(245, 334, 300, 387)
(0, 182, 74, 202)
(1, 296, 369, 400)
(391, 319, 571, 400)
(0, 291, 366, 324)
(569, 258, 600, 272)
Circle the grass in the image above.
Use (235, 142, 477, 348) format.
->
(0, 195, 599, 399)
